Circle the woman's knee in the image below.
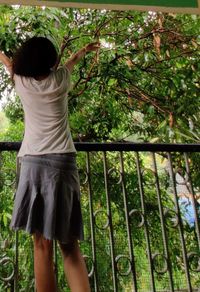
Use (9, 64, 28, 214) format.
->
(59, 239, 78, 258)
(33, 232, 53, 255)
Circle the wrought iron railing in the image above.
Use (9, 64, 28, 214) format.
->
(0, 142, 200, 292)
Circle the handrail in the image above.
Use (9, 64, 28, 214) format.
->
(0, 141, 200, 152)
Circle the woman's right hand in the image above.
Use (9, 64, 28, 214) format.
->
(85, 42, 100, 53)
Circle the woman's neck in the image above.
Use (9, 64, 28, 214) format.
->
(34, 74, 49, 81)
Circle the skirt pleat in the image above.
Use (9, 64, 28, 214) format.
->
(10, 154, 84, 243)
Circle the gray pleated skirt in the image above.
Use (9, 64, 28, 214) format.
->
(10, 153, 84, 243)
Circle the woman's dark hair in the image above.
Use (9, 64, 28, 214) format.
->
(12, 37, 58, 78)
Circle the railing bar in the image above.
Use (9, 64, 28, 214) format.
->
(14, 231, 19, 292)
(14, 158, 19, 292)
(102, 152, 118, 292)
(54, 241, 58, 286)
(119, 151, 138, 291)
(86, 152, 98, 291)
(1, 142, 200, 153)
(167, 152, 192, 291)
(152, 152, 174, 291)
(184, 152, 200, 249)
(135, 152, 156, 292)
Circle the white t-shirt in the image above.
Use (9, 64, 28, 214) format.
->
(14, 66, 76, 157)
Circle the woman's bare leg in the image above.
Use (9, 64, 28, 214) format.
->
(33, 232, 57, 292)
(59, 240, 90, 292)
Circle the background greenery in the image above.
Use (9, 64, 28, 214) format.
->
(0, 4, 199, 291)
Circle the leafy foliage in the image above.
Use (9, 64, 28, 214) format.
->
(0, 5, 199, 143)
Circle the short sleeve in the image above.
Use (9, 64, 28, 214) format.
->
(55, 66, 72, 96)
(13, 73, 20, 82)
(63, 66, 72, 93)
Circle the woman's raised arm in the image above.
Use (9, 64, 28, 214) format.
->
(65, 42, 100, 73)
(0, 51, 12, 75)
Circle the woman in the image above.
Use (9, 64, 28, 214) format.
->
(0, 36, 99, 292)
